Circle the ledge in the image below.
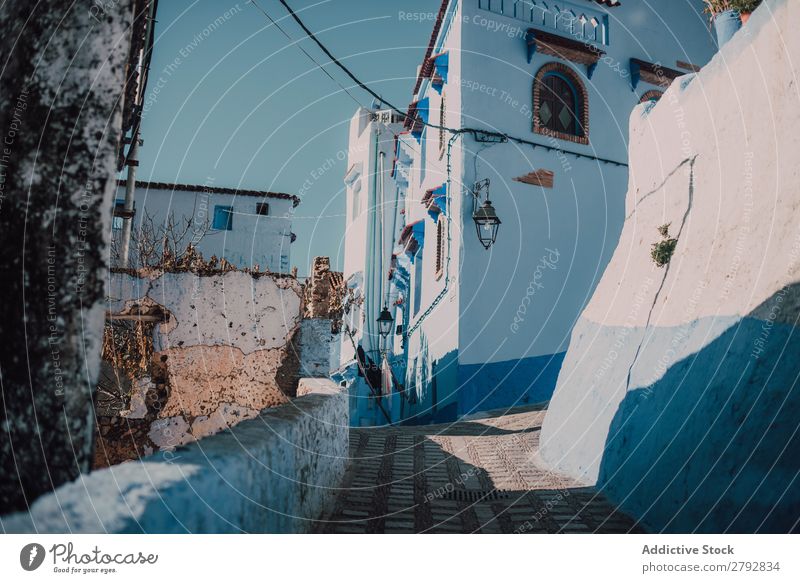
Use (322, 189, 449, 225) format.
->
(629, 58, 684, 92)
(526, 28, 605, 78)
(1, 379, 348, 533)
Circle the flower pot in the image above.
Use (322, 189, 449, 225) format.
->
(740, 12, 751, 24)
(713, 9, 742, 48)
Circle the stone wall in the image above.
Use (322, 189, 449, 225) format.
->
(2, 379, 347, 533)
(302, 256, 343, 326)
(540, 0, 800, 533)
(95, 270, 303, 466)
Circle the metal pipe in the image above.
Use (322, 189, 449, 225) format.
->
(119, 0, 158, 267)
(119, 135, 139, 267)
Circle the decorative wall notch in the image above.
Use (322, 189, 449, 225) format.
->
(514, 169, 555, 189)
(629, 58, 684, 92)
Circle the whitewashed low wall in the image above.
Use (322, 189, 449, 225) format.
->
(540, 0, 800, 533)
(297, 319, 340, 378)
(1, 379, 347, 533)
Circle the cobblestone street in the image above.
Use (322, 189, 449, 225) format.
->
(316, 405, 642, 533)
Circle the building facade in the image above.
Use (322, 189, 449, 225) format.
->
(112, 180, 299, 273)
(339, 0, 716, 426)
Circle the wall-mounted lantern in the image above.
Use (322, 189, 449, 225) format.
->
(377, 306, 394, 339)
(472, 179, 501, 250)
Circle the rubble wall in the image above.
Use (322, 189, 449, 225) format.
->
(540, 0, 800, 533)
(96, 270, 303, 465)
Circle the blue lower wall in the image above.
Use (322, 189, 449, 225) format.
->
(400, 349, 460, 425)
(457, 352, 565, 417)
(397, 350, 564, 425)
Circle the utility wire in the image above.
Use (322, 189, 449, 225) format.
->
(273, 0, 413, 119)
(248, 0, 365, 109)
(265, 0, 628, 166)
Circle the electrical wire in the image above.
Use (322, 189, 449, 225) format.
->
(248, 0, 365, 109)
(257, 0, 629, 166)
(273, 0, 411, 118)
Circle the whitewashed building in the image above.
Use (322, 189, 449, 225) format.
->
(339, 0, 716, 426)
(111, 181, 299, 272)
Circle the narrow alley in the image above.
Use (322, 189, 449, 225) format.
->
(316, 406, 641, 533)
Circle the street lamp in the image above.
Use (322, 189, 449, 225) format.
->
(472, 179, 501, 250)
(377, 306, 394, 339)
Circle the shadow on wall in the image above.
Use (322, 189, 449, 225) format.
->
(597, 285, 800, 533)
(401, 341, 459, 426)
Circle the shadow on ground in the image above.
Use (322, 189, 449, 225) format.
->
(316, 406, 642, 533)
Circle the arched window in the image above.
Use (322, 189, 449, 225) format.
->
(533, 63, 589, 145)
(639, 89, 664, 104)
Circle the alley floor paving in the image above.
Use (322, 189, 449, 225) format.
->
(315, 405, 643, 533)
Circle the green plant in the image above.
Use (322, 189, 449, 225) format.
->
(703, 0, 732, 14)
(651, 223, 678, 268)
(731, 0, 762, 12)
(704, 0, 761, 15)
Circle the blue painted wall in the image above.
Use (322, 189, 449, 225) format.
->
(458, 352, 565, 416)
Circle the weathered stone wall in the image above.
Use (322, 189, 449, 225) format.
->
(540, 0, 800, 533)
(95, 270, 303, 465)
(302, 256, 344, 327)
(2, 379, 348, 533)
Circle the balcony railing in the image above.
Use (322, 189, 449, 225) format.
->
(477, 0, 609, 45)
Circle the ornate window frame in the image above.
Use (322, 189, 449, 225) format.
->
(532, 62, 589, 146)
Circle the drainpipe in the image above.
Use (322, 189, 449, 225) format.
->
(119, 0, 158, 268)
(119, 133, 139, 268)
(378, 149, 386, 353)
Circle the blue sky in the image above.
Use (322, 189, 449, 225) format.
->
(138, 0, 440, 277)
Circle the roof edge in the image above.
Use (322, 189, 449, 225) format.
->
(116, 179, 301, 206)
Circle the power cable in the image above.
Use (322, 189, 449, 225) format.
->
(248, 0, 365, 109)
(261, 0, 628, 166)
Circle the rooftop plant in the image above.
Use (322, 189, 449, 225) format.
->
(731, 0, 762, 12)
(704, 0, 761, 15)
(703, 0, 733, 14)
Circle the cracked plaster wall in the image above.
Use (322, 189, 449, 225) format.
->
(105, 270, 303, 451)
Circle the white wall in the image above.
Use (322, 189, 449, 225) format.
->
(455, 0, 715, 365)
(113, 184, 296, 273)
(340, 110, 403, 361)
(391, 0, 465, 423)
(541, 0, 800, 533)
